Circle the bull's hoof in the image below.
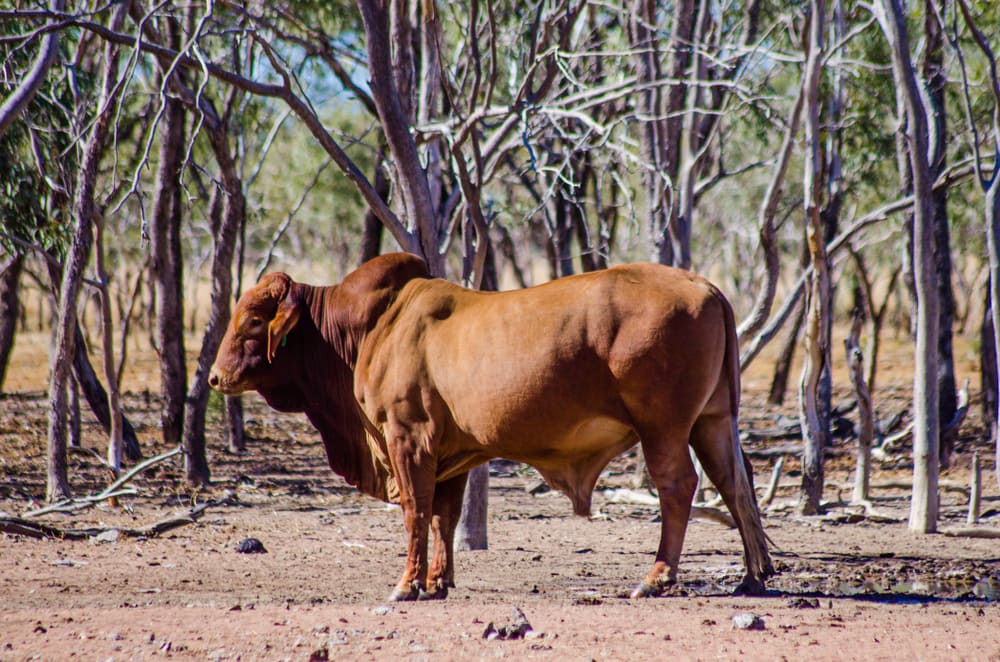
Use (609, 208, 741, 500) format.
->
(417, 584, 448, 601)
(630, 582, 664, 599)
(733, 576, 767, 596)
(387, 582, 422, 602)
(417, 579, 448, 601)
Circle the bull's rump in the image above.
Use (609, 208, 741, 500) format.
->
(361, 262, 731, 475)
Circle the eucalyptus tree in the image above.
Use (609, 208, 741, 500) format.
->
(876, 0, 941, 533)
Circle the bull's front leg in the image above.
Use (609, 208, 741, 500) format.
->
(423, 472, 468, 600)
(386, 429, 438, 602)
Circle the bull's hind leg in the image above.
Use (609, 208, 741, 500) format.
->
(689, 413, 773, 594)
(631, 429, 698, 598)
(422, 472, 468, 600)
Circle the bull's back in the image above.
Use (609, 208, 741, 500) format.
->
(368, 265, 727, 449)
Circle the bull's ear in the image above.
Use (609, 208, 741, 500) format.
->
(266, 276, 301, 363)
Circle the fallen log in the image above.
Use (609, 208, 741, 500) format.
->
(0, 502, 211, 540)
(600, 488, 736, 528)
(940, 527, 1000, 539)
(758, 456, 785, 508)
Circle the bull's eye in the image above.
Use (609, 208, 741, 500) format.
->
(249, 317, 263, 329)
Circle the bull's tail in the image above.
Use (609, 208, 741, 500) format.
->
(717, 288, 775, 593)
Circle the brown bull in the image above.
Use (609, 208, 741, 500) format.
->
(209, 253, 773, 600)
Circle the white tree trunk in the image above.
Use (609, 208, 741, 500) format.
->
(798, 0, 829, 516)
(456, 465, 489, 551)
(877, 0, 941, 533)
(94, 218, 124, 474)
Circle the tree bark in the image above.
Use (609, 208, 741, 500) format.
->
(181, 120, 244, 485)
(0, 255, 23, 392)
(981, 295, 997, 434)
(68, 372, 80, 449)
(768, 297, 804, 406)
(149, 42, 188, 446)
(878, 0, 941, 533)
(456, 466, 488, 551)
(846, 293, 873, 503)
(456, 223, 500, 551)
(70, 324, 141, 461)
(923, 0, 958, 468)
(94, 218, 124, 473)
(628, 0, 685, 266)
(43, 258, 142, 461)
(987, 178, 1000, 495)
(47, 2, 128, 500)
(357, 0, 443, 275)
(798, 0, 829, 516)
(359, 153, 390, 264)
(0, 0, 65, 137)
(225, 395, 245, 454)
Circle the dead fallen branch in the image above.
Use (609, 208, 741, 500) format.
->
(0, 502, 211, 540)
(600, 488, 736, 528)
(22, 446, 182, 518)
(940, 526, 1000, 539)
(758, 456, 785, 508)
(743, 444, 803, 458)
(690, 506, 737, 528)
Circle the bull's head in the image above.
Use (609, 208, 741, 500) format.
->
(208, 272, 302, 395)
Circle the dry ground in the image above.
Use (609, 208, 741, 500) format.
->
(1, 329, 999, 661)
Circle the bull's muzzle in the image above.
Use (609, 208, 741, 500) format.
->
(208, 366, 224, 391)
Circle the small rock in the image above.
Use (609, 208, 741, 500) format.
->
(787, 597, 821, 609)
(94, 529, 120, 544)
(483, 607, 533, 640)
(235, 537, 267, 554)
(372, 605, 394, 616)
(732, 613, 766, 631)
(526, 480, 550, 495)
(308, 647, 329, 662)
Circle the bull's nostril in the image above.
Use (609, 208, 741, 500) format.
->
(208, 373, 219, 388)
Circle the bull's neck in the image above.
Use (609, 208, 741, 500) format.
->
(297, 282, 363, 368)
(285, 281, 391, 501)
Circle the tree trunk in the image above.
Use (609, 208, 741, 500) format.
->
(923, 0, 958, 468)
(0, 0, 65, 136)
(768, 297, 804, 406)
(798, 0, 829, 516)
(45, 258, 142, 461)
(878, 0, 941, 533)
(628, 0, 683, 266)
(456, 232, 500, 551)
(847, 292, 873, 503)
(359, 153, 389, 265)
(987, 179, 1000, 495)
(70, 324, 141, 461)
(224, 395, 245, 454)
(981, 295, 997, 434)
(0, 255, 23, 392)
(68, 372, 80, 449)
(150, 80, 188, 446)
(94, 218, 124, 474)
(181, 123, 244, 485)
(456, 465, 489, 551)
(46, 4, 127, 500)
(357, 0, 443, 275)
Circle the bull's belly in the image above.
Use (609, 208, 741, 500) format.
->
(434, 414, 637, 482)
(494, 415, 637, 466)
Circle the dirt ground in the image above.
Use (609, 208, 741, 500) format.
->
(1, 330, 999, 661)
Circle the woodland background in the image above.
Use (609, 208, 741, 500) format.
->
(2, 0, 1000, 544)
